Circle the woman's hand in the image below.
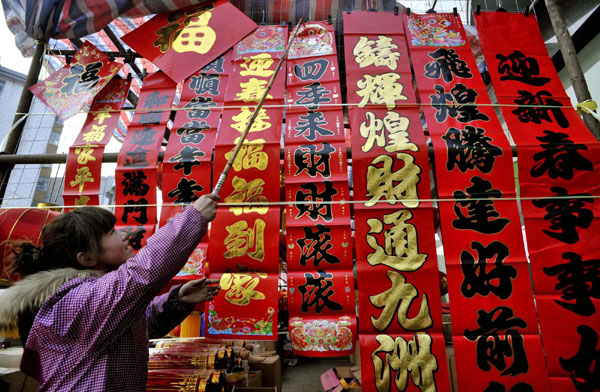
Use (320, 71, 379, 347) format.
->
(178, 277, 221, 305)
(193, 194, 221, 221)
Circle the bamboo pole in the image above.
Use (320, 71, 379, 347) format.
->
(0, 40, 46, 203)
(211, 20, 303, 196)
(544, 0, 600, 140)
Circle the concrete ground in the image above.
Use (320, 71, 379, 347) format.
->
(281, 356, 352, 391)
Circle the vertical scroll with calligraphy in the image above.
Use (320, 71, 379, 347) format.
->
(285, 21, 356, 357)
(406, 12, 550, 391)
(115, 72, 177, 252)
(344, 11, 450, 391)
(63, 77, 130, 208)
(475, 11, 600, 391)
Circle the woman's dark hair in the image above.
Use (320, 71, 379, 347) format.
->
(6, 207, 116, 277)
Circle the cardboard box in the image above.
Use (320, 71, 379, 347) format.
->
(247, 370, 262, 387)
(321, 367, 361, 392)
(249, 354, 281, 392)
(0, 348, 23, 368)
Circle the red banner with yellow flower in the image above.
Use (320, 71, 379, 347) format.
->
(284, 21, 356, 357)
(343, 11, 450, 390)
(406, 11, 550, 391)
(63, 77, 130, 209)
(114, 71, 177, 251)
(121, 0, 257, 82)
(475, 11, 600, 391)
(30, 41, 123, 121)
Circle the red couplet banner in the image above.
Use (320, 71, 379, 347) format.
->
(121, 0, 257, 83)
(406, 11, 550, 391)
(343, 11, 450, 391)
(475, 11, 600, 392)
(63, 77, 130, 208)
(30, 41, 123, 120)
(114, 72, 177, 249)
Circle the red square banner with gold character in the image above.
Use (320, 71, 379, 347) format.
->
(475, 11, 600, 391)
(64, 77, 130, 208)
(206, 272, 278, 340)
(121, 0, 257, 82)
(406, 11, 550, 392)
(115, 72, 177, 248)
(344, 11, 450, 391)
(30, 41, 123, 120)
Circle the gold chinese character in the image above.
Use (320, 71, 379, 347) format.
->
(366, 153, 421, 208)
(370, 270, 432, 331)
(353, 35, 400, 70)
(357, 73, 407, 110)
(75, 195, 90, 206)
(240, 54, 275, 77)
(74, 143, 99, 165)
(93, 106, 112, 125)
(225, 176, 269, 215)
(235, 78, 272, 102)
(360, 111, 416, 153)
(82, 124, 107, 143)
(366, 209, 426, 271)
(231, 107, 271, 133)
(372, 334, 438, 392)
(220, 273, 267, 306)
(224, 219, 266, 261)
(69, 167, 94, 193)
(172, 12, 216, 54)
(225, 139, 269, 171)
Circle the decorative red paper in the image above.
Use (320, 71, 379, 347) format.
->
(121, 0, 257, 82)
(287, 270, 355, 316)
(205, 272, 278, 340)
(289, 316, 356, 357)
(406, 11, 550, 391)
(285, 181, 351, 226)
(286, 225, 353, 271)
(29, 41, 123, 120)
(475, 11, 600, 391)
(284, 142, 348, 183)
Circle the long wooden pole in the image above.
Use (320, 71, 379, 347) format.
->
(544, 0, 600, 140)
(212, 20, 303, 196)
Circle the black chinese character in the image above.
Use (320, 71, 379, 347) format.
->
(425, 48, 472, 83)
(298, 270, 343, 313)
(484, 381, 534, 392)
(136, 111, 163, 125)
(185, 96, 217, 120)
(465, 306, 528, 376)
(296, 225, 341, 267)
(453, 177, 510, 234)
(461, 241, 516, 300)
(294, 58, 328, 81)
(121, 170, 149, 197)
(122, 199, 149, 225)
(293, 111, 334, 141)
(532, 186, 593, 244)
(119, 226, 146, 251)
(129, 128, 157, 146)
(167, 178, 203, 204)
(442, 125, 502, 173)
(295, 182, 338, 222)
(124, 147, 149, 167)
(201, 55, 225, 73)
(294, 143, 335, 178)
(560, 325, 600, 392)
(175, 120, 210, 144)
(169, 145, 205, 175)
(189, 74, 221, 96)
(295, 82, 332, 110)
(531, 130, 593, 180)
(61, 61, 103, 96)
(543, 252, 599, 317)
(143, 91, 170, 109)
(513, 90, 569, 128)
(430, 84, 489, 123)
(153, 23, 179, 53)
(496, 51, 551, 86)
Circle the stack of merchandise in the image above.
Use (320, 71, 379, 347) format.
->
(147, 338, 254, 391)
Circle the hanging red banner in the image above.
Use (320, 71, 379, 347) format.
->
(205, 272, 278, 340)
(29, 41, 123, 121)
(285, 109, 345, 144)
(63, 77, 130, 208)
(217, 104, 284, 145)
(285, 181, 351, 227)
(475, 11, 600, 391)
(343, 10, 452, 391)
(284, 141, 348, 183)
(288, 270, 355, 315)
(121, 0, 257, 83)
(286, 224, 353, 271)
(289, 316, 356, 357)
(405, 11, 550, 392)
